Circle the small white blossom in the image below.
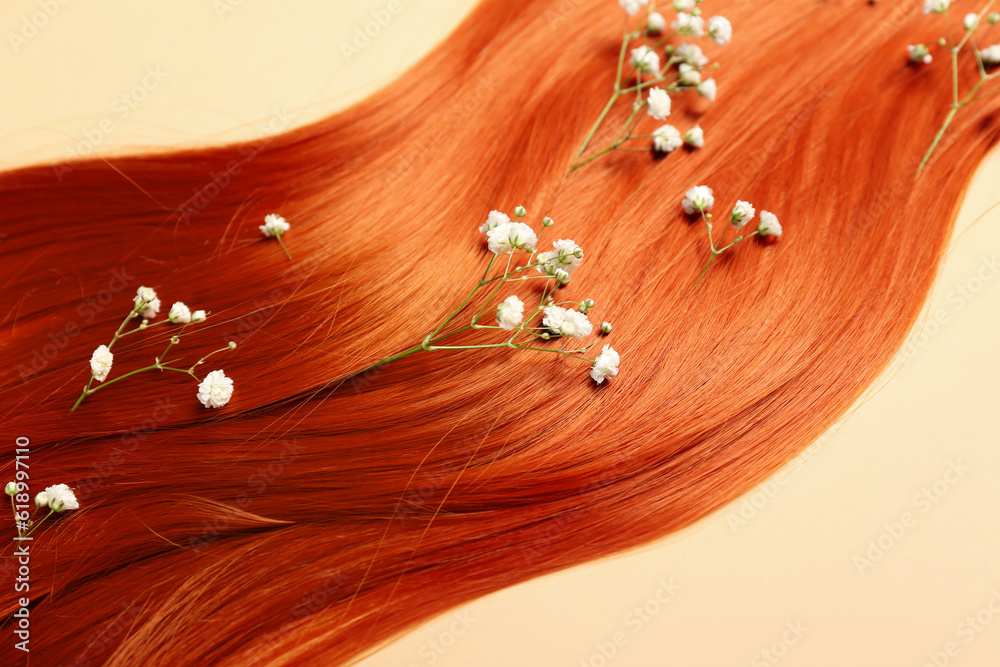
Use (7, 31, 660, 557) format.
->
(136, 286, 157, 304)
(590, 344, 620, 384)
(537, 239, 584, 281)
(619, 0, 648, 15)
(4, 481, 16, 496)
(260, 213, 290, 237)
(682, 186, 715, 215)
(168, 301, 192, 324)
(631, 45, 661, 74)
(479, 210, 510, 234)
(674, 0, 696, 10)
(646, 87, 672, 120)
(678, 63, 702, 86)
(496, 295, 525, 331)
(652, 125, 683, 153)
(924, 0, 951, 14)
(197, 370, 234, 408)
(684, 125, 704, 148)
(707, 16, 732, 45)
(757, 210, 783, 237)
(964, 13, 979, 30)
(90, 345, 113, 383)
(487, 222, 537, 254)
(35, 492, 48, 508)
(731, 200, 756, 227)
(672, 12, 704, 37)
(647, 12, 667, 33)
(907, 44, 933, 64)
(675, 43, 708, 67)
(543, 306, 593, 339)
(191, 310, 207, 323)
(697, 78, 717, 100)
(982, 45, 1000, 66)
(44, 484, 79, 512)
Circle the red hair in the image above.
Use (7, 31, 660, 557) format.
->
(2, 0, 998, 664)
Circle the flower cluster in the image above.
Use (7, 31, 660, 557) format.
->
(908, 5, 1000, 171)
(72, 286, 237, 412)
(260, 213, 292, 259)
(570, 0, 732, 172)
(349, 206, 620, 384)
(6, 481, 79, 541)
(681, 185, 783, 285)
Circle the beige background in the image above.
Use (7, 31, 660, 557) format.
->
(2, 1, 999, 665)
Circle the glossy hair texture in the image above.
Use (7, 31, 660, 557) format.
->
(1, 0, 998, 664)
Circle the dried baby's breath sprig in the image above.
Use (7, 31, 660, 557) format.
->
(912, 1, 1000, 172)
(351, 207, 622, 385)
(70, 286, 237, 412)
(6, 481, 79, 541)
(682, 186, 783, 286)
(569, 1, 731, 173)
(260, 213, 292, 260)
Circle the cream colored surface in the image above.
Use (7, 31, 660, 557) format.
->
(3, 1, 999, 665)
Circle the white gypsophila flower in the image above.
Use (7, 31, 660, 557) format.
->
(139, 297, 160, 320)
(707, 16, 732, 45)
(646, 87, 672, 120)
(697, 78, 718, 100)
(44, 484, 79, 512)
(758, 210, 783, 237)
(982, 45, 1000, 65)
(924, 0, 951, 13)
(260, 213, 290, 237)
(90, 345, 113, 382)
(964, 13, 979, 30)
(647, 11, 667, 33)
(672, 12, 704, 37)
(191, 310, 207, 323)
(537, 239, 584, 281)
(487, 222, 538, 254)
(543, 306, 593, 339)
(682, 185, 715, 214)
(631, 45, 660, 74)
(684, 125, 704, 148)
(590, 344, 620, 384)
(675, 43, 708, 67)
(479, 210, 510, 234)
(731, 200, 756, 227)
(197, 369, 234, 408)
(652, 125, 683, 153)
(678, 63, 702, 86)
(168, 301, 192, 324)
(908, 44, 933, 64)
(137, 286, 157, 304)
(35, 492, 48, 508)
(619, 0, 648, 15)
(496, 295, 525, 331)
(674, 0, 696, 10)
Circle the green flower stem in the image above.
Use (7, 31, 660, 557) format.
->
(20, 509, 54, 540)
(10, 495, 20, 538)
(70, 358, 185, 412)
(275, 231, 292, 260)
(576, 18, 632, 159)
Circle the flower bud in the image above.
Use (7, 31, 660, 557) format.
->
(554, 269, 570, 284)
(50, 498, 65, 512)
(601, 322, 613, 334)
(35, 492, 48, 508)
(964, 13, 979, 31)
(583, 298, 596, 309)
(990, 12, 999, 24)
(514, 206, 527, 218)
(191, 310, 207, 323)
(573, 247, 583, 259)
(5, 481, 16, 496)
(228, 341, 237, 349)
(542, 217, 554, 227)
